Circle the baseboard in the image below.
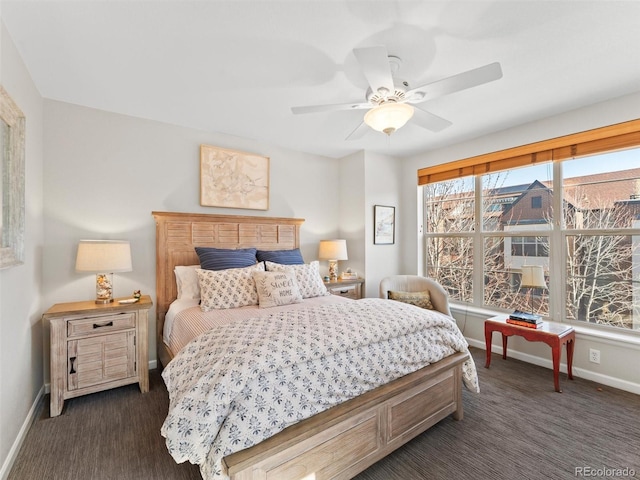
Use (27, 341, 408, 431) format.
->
(467, 338, 640, 395)
(0, 385, 45, 480)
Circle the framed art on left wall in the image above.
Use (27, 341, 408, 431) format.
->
(200, 145, 270, 210)
(0, 85, 25, 269)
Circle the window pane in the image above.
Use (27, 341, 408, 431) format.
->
(482, 163, 552, 232)
(484, 238, 549, 315)
(426, 236, 473, 302)
(565, 234, 639, 329)
(563, 149, 640, 230)
(424, 177, 474, 233)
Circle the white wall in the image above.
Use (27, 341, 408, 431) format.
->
(363, 152, 402, 298)
(0, 20, 44, 479)
(42, 100, 341, 381)
(400, 91, 640, 392)
(336, 150, 402, 299)
(338, 151, 366, 282)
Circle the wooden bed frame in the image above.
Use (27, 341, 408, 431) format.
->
(153, 211, 468, 480)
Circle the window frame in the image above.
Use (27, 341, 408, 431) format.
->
(420, 122, 640, 332)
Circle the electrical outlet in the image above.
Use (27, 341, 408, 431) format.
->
(589, 348, 601, 364)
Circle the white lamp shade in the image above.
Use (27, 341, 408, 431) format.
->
(520, 265, 546, 289)
(75, 240, 132, 273)
(364, 102, 414, 135)
(318, 239, 348, 261)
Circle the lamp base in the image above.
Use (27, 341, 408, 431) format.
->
(328, 260, 338, 282)
(95, 273, 114, 305)
(95, 298, 114, 305)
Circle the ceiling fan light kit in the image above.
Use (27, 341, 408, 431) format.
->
(364, 102, 414, 135)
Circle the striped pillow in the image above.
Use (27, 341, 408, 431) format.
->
(256, 248, 304, 265)
(195, 247, 257, 271)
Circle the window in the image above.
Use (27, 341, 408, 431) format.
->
(511, 236, 548, 257)
(420, 120, 640, 331)
(531, 196, 542, 208)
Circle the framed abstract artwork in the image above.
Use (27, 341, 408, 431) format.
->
(200, 144, 270, 210)
(374, 205, 395, 245)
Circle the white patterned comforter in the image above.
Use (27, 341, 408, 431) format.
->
(161, 298, 479, 480)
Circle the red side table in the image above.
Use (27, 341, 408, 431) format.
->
(485, 315, 575, 392)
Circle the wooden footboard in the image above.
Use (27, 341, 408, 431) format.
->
(223, 351, 467, 480)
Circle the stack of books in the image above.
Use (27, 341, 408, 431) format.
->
(507, 310, 543, 328)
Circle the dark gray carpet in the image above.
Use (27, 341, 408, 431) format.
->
(9, 348, 640, 480)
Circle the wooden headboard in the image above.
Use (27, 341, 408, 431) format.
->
(152, 211, 304, 366)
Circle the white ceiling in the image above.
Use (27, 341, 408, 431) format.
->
(2, 1, 640, 159)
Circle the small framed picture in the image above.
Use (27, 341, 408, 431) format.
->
(374, 205, 395, 245)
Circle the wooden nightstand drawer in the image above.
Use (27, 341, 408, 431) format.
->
(67, 312, 136, 337)
(328, 284, 359, 299)
(324, 278, 364, 300)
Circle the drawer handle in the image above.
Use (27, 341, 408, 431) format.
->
(69, 356, 77, 374)
(93, 321, 114, 329)
(339, 290, 349, 294)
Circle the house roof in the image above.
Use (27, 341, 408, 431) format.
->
(554, 167, 640, 209)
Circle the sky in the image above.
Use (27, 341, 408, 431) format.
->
(496, 148, 639, 187)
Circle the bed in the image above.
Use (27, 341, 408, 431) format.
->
(152, 211, 477, 480)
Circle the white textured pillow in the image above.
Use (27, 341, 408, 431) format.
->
(174, 265, 200, 299)
(197, 263, 265, 311)
(252, 270, 303, 308)
(265, 260, 329, 299)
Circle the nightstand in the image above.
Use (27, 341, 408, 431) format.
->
(324, 278, 365, 299)
(43, 295, 153, 416)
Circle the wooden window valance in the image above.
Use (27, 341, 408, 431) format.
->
(417, 118, 640, 185)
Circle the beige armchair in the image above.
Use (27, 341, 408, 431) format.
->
(379, 275, 452, 317)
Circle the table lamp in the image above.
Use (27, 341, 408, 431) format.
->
(76, 240, 132, 304)
(520, 265, 547, 316)
(318, 239, 348, 281)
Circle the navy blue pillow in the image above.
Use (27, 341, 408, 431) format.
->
(257, 248, 304, 265)
(195, 247, 257, 271)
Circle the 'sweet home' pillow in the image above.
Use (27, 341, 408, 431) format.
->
(252, 270, 303, 308)
(265, 260, 329, 299)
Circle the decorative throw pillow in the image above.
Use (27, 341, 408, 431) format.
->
(197, 263, 265, 311)
(265, 260, 329, 299)
(252, 270, 303, 308)
(195, 247, 257, 271)
(174, 265, 200, 299)
(256, 248, 304, 265)
(388, 290, 434, 310)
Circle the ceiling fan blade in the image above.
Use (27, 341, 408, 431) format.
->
(345, 121, 369, 141)
(353, 46, 395, 94)
(406, 62, 503, 103)
(412, 107, 453, 132)
(291, 102, 369, 115)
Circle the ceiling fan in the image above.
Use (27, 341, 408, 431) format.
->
(291, 46, 503, 139)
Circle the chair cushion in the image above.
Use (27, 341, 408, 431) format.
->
(388, 290, 434, 310)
